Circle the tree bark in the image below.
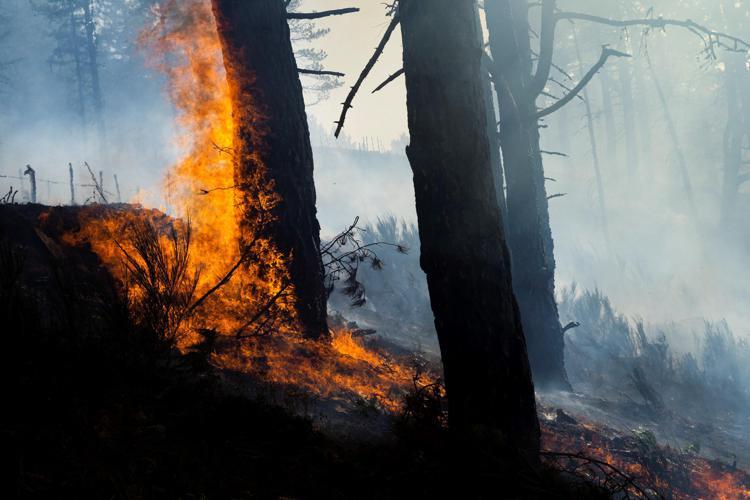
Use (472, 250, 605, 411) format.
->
(485, 0, 569, 390)
(211, 0, 329, 339)
(399, 0, 539, 453)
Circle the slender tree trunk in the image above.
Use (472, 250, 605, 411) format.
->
(82, 1, 105, 152)
(633, 58, 653, 169)
(599, 64, 617, 160)
(720, 57, 747, 231)
(400, 0, 540, 452)
(486, 0, 569, 390)
(574, 31, 610, 251)
(617, 57, 639, 182)
(646, 52, 699, 226)
(69, 8, 86, 130)
(481, 54, 507, 216)
(211, 0, 328, 339)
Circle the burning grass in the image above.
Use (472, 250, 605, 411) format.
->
(540, 405, 750, 499)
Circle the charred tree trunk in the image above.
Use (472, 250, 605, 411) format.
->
(211, 0, 328, 339)
(485, 0, 569, 390)
(399, 0, 540, 452)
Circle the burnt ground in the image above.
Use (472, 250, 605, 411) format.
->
(3, 202, 611, 499)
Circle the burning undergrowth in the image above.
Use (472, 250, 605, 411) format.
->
(540, 404, 750, 499)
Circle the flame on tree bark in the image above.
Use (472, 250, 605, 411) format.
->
(210, 0, 328, 339)
(399, 0, 540, 453)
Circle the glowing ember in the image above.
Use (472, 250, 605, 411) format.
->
(541, 407, 750, 499)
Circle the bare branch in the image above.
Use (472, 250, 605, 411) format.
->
(372, 68, 404, 93)
(298, 68, 345, 77)
(335, 12, 401, 138)
(541, 150, 568, 157)
(547, 193, 567, 200)
(556, 11, 750, 55)
(536, 47, 630, 120)
(287, 8, 360, 20)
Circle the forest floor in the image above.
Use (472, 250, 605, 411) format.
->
(4, 202, 748, 498)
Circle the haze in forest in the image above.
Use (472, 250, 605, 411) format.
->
(0, 0, 748, 345)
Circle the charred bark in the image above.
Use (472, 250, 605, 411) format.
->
(211, 0, 328, 339)
(399, 0, 539, 453)
(485, 0, 570, 391)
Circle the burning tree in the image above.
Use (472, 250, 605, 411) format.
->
(207, 0, 359, 340)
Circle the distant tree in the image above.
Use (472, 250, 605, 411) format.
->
(32, 0, 107, 149)
(0, 7, 10, 89)
(483, 0, 750, 391)
(286, 0, 343, 105)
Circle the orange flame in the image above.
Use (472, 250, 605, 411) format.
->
(57, 0, 428, 413)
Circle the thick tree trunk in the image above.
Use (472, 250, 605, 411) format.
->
(211, 0, 328, 339)
(399, 0, 539, 453)
(485, 0, 569, 391)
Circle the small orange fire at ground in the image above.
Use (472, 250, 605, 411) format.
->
(540, 407, 750, 499)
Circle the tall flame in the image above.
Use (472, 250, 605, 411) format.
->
(140, 0, 295, 336)
(56, 0, 432, 412)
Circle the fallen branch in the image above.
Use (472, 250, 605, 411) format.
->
(335, 12, 401, 138)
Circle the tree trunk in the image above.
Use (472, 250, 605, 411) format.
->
(211, 0, 328, 339)
(481, 54, 507, 216)
(82, 1, 106, 152)
(598, 63, 617, 160)
(646, 52, 699, 227)
(485, 0, 569, 391)
(399, 0, 539, 453)
(720, 56, 747, 232)
(617, 58, 639, 182)
(574, 30, 611, 251)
